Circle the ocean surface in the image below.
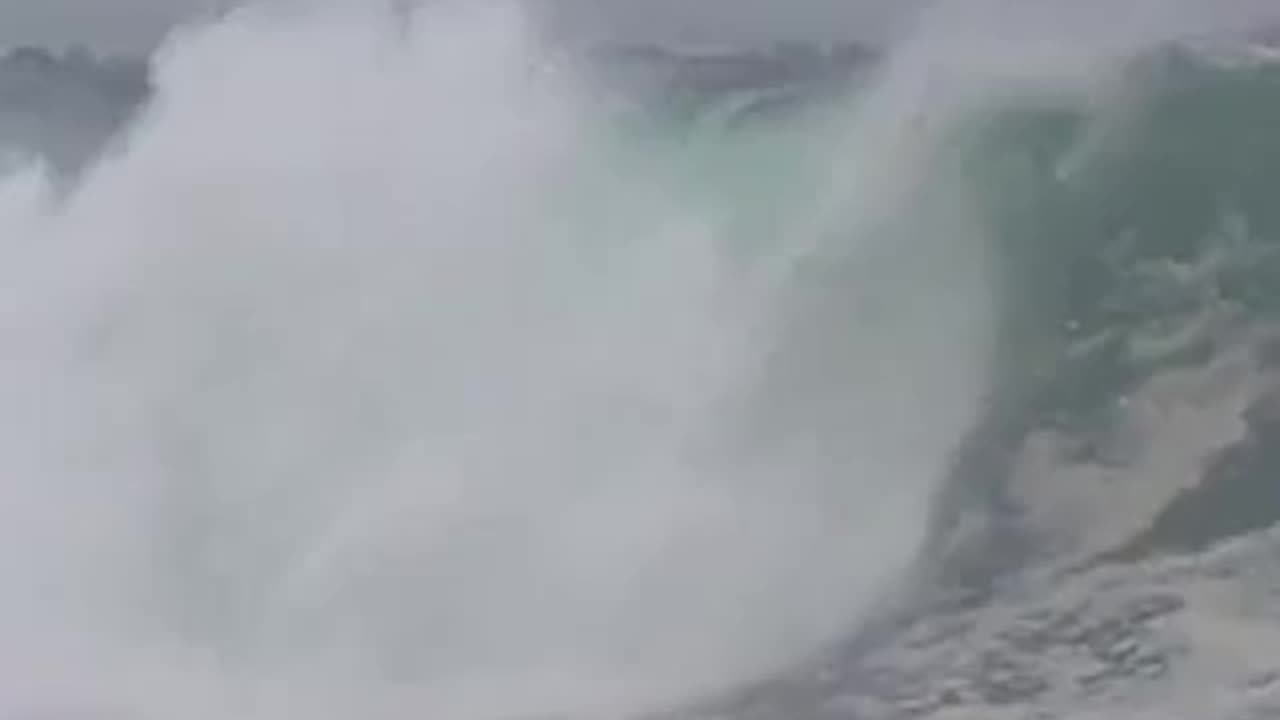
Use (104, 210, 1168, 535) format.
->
(1, 3, 1280, 719)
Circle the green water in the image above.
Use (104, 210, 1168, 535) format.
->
(635, 49, 1280, 562)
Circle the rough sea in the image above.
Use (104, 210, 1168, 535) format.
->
(2, 2, 1280, 719)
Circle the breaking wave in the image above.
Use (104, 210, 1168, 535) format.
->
(1, 1, 1278, 718)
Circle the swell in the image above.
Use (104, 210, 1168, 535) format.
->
(905, 48, 1280, 608)
(664, 43, 1280, 720)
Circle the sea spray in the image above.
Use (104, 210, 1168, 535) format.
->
(0, 2, 1001, 718)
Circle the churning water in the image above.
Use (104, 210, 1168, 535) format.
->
(3, 0, 1277, 718)
(0, 4, 996, 717)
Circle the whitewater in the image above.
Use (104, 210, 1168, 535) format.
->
(0, 3, 997, 717)
(2, 1, 1279, 719)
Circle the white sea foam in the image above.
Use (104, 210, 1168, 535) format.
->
(0, 2, 1006, 718)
